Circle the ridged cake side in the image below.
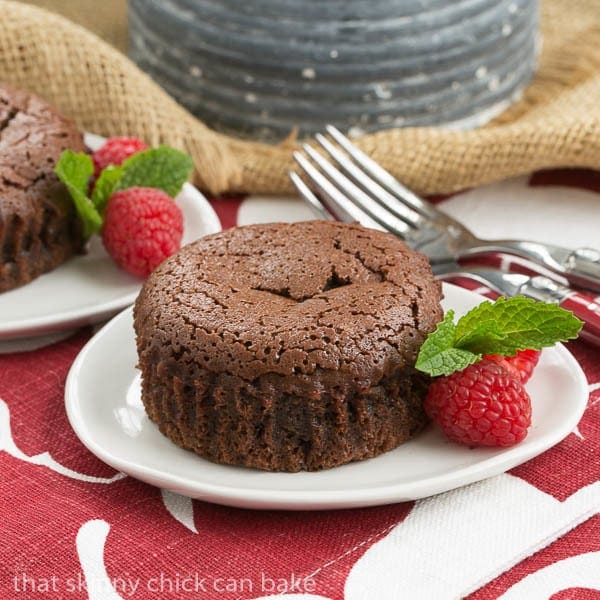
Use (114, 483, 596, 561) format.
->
(139, 353, 431, 472)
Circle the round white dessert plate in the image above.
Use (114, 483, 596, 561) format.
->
(65, 283, 588, 511)
(0, 134, 221, 345)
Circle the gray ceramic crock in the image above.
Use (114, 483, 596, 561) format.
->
(129, 0, 539, 140)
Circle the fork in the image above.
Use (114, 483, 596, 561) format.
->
(290, 125, 600, 294)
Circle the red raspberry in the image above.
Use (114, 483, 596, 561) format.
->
(92, 136, 148, 177)
(486, 349, 541, 383)
(102, 187, 183, 278)
(424, 358, 532, 447)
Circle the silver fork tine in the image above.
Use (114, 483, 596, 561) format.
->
(325, 125, 444, 222)
(292, 152, 384, 231)
(289, 171, 334, 221)
(301, 144, 412, 237)
(314, 133, 423, 228)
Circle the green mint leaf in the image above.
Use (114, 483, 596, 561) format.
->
(92, 165, 123, 214)
(454, 321, 506, 354)
(417, 347, 481, 377)
(416, 296, 582, 378)
(415, 310, 482, 376)
(55, 150, 102, 238)
(114, 146, 194, 197)
(455, 296, 583, 356)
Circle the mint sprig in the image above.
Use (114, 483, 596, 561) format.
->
(415, 297, 583, 377)
(55, 145, 194, 239)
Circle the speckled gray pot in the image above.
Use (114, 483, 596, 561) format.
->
(129, 0, 539, 140)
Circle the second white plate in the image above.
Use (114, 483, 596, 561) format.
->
(65, 284, 588, 510)
(0, 134, 221, 341)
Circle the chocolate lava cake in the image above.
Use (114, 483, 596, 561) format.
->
(134, 221, 444, 472)
(0, 84, 86, 292)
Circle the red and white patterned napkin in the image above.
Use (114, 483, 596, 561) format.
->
(0, 170, 599, 599)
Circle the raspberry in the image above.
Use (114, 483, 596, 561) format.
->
(92, 136, 148, 177)
(102, 187, 183, 278)
(486, 349, 541, 383)
(424, 358, 532, 447)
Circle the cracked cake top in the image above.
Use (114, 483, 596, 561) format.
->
(0, 84, 86, 222)
(134, 221, 443, 384)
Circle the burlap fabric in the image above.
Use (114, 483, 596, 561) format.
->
(2, 0, 599, 196)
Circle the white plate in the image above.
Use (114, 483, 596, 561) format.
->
(65, 283, 588, 510)
(0, 134, 221, 342)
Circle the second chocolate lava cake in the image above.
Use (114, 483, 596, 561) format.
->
(0, 84, 86, 292)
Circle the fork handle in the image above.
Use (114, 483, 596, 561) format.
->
(458, 240, 600, 294)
